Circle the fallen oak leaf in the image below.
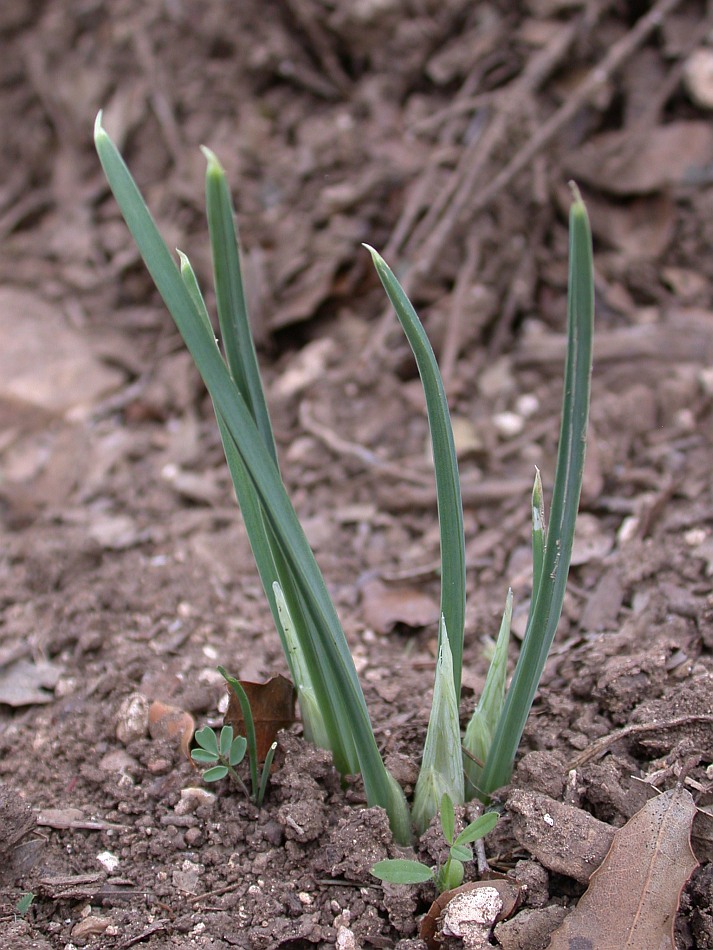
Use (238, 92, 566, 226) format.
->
(547, 785, 698, 950)
(224, 674, 296, 762)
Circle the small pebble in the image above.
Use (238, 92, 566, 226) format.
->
(493, 411, 524, 438)
(115, 693, 149, 744)
(174, 787, 216, 815)
(96, 851, 119, 873)
(99, 750, 139, 774)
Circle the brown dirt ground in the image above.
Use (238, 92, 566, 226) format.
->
(1, 0, 712, 947)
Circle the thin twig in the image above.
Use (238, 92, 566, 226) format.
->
(568, 715, 713, 770)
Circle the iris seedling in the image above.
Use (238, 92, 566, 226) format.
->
(371, 794, 499, 893)
(94, 112, 594, 845)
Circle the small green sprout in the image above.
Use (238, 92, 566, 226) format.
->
(15, 892, 35, 918)
(371, 794, 499, 893)
(192, 724, 248, 786)
(192, 724, 277, 806)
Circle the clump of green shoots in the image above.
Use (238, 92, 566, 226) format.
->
(94, 112, 594, 847)
(372, 793, 499, 893)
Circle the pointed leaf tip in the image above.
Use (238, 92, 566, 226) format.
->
(94, 110, 105, 141)
(200, 145, 222, 173)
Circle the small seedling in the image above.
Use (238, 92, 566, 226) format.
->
(191, 724, 277, 806)
(192, 666, 280, 805)
(371, 794, 499, 893)
(15, 892, 34, 919)
(192, 724, 248, 786)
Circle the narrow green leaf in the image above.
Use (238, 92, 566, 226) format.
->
(531, 468, 546, 600)
(257, 741, 277, 806)
(274, 580, 331, 751)
(195, 726, 219, 756)
(203, 765, 229, 782)
(178, 251, 216, 339)
(202, 147, 278, 465)
(219, 668, 260, 795)
(463, 590, 512, 798)
(440, 793, 455, 846)
(479, 188, 594, 796)
(371, 859, 434, 885)
(365, 245, 466, 697)
(454, 811, 499, 846)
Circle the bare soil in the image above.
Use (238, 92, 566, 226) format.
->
(1, 1, 712, 947)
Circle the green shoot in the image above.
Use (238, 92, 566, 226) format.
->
(15, 892, 35, 919)
(372, 794, 499, 893)
(412, 619, 464, 835)
(364, 246, 466, 694)
(192, 669, 283, 806)
(475, 186, 594, 798)
(463, 590, 512, 798)
(94, 112, 411, 845)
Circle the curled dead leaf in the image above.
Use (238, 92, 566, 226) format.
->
(361, 579, 440, 635)
(224, 674, 296, 762)
(148, 700, 195, 760)
(420, 879, 522, 950)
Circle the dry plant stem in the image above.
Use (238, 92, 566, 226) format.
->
(369, 10, 586, 354)
(460, 0, 684, 218)
(298, 401, 434, 486)
(404, 10, 586, 274)
(283, 0, 352, 96)
(130, 26, 182, 163)
(632, 9, 713, 130)
(440, 231, 482, 388)
(382, 477, 533, 512)
(375, 0, 683, 358)
(384, 65, 488, 262)
(568, 715, 713, 770)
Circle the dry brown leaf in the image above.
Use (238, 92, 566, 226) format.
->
(420, 879, 522, 950)
(585, 192, 675, 261)
(148, 700, 195, 760)
(547, 786, 698, 950)
(566, 121, 713, 195)
(224, 675, 296, 762)
(361, 579, 440, 635)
